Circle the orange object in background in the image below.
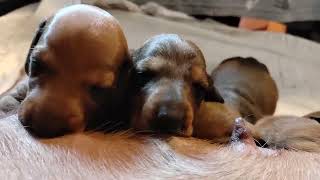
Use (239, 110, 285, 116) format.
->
(239, 17, 287, 33)
(267, 21, 287, 32)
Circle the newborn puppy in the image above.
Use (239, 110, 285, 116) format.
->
(211, 57, 278, 123)
(254, 115, 320, 152)
(194, 102, 320, 152)
(130, 34, 224, 136)
(19, 5, 130, 138)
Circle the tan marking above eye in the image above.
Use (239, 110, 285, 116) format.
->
(101, 72, 115, 87)
(136, 57, 171, 72)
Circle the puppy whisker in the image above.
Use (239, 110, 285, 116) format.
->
(132, 129, 157, 134)
(242, 114, 254, 121)
(85, 120, 115, 134)
(261, 137, 270, 148)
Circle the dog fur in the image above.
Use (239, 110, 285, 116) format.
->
(0, 115, 320, 179)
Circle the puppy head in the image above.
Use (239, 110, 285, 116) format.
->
(19, 5, 129, 138)
(130, 34, 223, 136)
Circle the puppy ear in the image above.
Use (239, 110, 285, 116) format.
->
(25, 20, 47, 75)
(205, 75, 224, 103)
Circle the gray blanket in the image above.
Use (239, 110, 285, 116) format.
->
(132, 0, 320, 22)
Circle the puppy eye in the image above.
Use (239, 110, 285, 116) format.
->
(135, 71, 155, 86)
(29, 58, 46, 77)
(89, 85, 114, 103)
(193, 83, 206, 103)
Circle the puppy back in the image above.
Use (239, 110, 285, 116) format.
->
(219, 57, 270, 74)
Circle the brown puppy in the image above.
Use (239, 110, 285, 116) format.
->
(254, 115, 320, 152)
(130, 34, 224, 136)
(194, 102, 320, 152)
(211, 57, 278, 123)
(18, 5, 130, 138)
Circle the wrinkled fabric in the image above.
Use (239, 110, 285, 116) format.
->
(132, 0, 320, 22)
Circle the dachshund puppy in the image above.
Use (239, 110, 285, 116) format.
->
(211, 57, 278, 123)
(130, 34, 224, 136)
(18, 4, 130, 138)
(194, 102, 320, 152)
(254, 115, 320, 152)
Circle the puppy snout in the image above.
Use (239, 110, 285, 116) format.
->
(152, 104, 185, 133)
(21, 111, 70, 138)
(19, 99, 84, 138)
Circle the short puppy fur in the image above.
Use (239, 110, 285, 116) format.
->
(18, 5, 130, 138)
(211, 57, 278, 123)
(130, 34, 223, 136)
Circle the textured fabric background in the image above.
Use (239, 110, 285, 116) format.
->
(132, 0, 320, 22)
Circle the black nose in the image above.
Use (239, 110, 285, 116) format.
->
(152, 105, 185, 133)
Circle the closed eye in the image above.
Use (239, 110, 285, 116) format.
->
(89, 85, 114, 104)
(135, 70, 155, 87)
(29, 58, 47, 77)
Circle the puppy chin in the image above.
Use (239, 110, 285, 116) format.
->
(131, 116, 150, 133)
(182, 126, 193, 137)
(68, 116, 86, 133)
(18, 100, 32, 126)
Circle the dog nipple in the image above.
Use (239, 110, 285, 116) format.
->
(230, 117, 257, 152)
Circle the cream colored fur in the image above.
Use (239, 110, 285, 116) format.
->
(1, 115, 320, 179)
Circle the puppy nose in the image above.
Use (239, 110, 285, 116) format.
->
(152, 105, 185, 133)
(20, 112, 71, 138)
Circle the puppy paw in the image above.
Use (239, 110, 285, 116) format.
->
(193, 102, 239, 141)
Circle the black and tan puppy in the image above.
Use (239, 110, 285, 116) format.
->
(194, 57, 278, 141)
(211, 57, 278, 123)
(18, 5, 130, 137)
(130, 34, 224, 136)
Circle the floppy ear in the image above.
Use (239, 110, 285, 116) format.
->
(205, 74, 224, 103)
(25, 20, 47, 75)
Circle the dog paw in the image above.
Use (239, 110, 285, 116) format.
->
(193, 102, 239, 141)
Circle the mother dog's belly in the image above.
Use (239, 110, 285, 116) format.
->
(1, 115, 319, 179)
